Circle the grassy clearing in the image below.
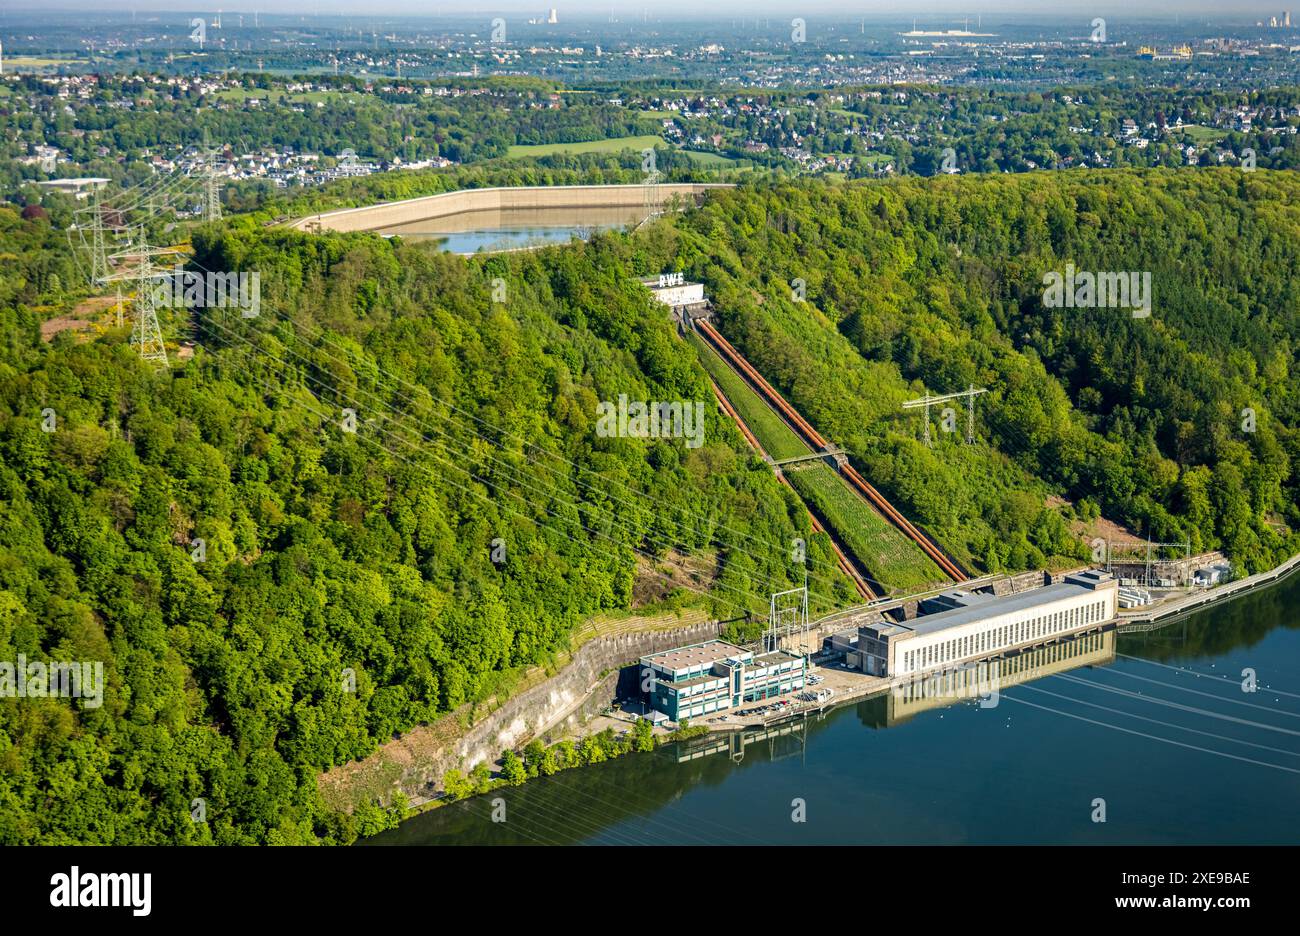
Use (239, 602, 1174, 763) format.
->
(680, 150, 739, 167)
(786, 463, 945, 593)
(3, 56, 78, 70)
(506, 135, 665, 158)
(858, 152, 896, 167)
(1177, 125, 1229, 145)
(210, 88, 366, 104)
(689, 332, 810, 461)
(690, 331, 942, 591)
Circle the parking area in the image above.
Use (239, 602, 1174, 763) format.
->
(695, 662, 887, 729)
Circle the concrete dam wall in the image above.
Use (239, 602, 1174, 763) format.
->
(290, 183, 734, 233)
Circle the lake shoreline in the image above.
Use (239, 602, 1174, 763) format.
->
(368, 550, 1300, 842)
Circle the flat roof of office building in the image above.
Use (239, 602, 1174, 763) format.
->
(753, 650, 803, 667)
(643, 640, 748, 671)
(669, 672, 730, 690)
(36, 177, 111, 187)
(895, 573, 1115, 639)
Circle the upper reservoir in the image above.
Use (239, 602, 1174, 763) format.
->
(375, 204, 651, 254)
(289, 183, 734, 254)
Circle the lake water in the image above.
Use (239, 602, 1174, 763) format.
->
(365, 573, 1300, 845)
(377, 205, 650, 254)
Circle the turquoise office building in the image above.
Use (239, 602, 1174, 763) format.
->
(640, 640, 806, 721)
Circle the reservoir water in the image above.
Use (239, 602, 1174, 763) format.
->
(365, 572, 1300, 845)
(377, 205, 650, 254)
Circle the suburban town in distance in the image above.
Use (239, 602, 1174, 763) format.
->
(0, 0, 1295, 917)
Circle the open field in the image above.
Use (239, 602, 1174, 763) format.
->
(689, 332, 809, 461)
(2, 55, 79, 69)
(1177, 124, 1229, 144)
(858, 152, 896, 166)
(786, 463, 946, 593)
(506, 135, 665, 158)
(680, 150, 741, 167)
(210, 88, 367, 104)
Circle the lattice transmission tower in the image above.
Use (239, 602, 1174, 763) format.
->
(902, 385, 988, 447)
(204, 160, 223, 222)
(104, 230, 175, 368)
(71, 191, 114, 285)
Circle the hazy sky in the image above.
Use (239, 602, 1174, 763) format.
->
(6, 2, 1285, 19)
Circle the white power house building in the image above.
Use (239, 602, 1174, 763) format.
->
(643, 272, 706, 309)
(855, 570, 1118, 678)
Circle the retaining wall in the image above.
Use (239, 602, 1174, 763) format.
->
(400, 617, 723, 800)
(990, 569, 1054, 596)
(290, 183, 734, 233)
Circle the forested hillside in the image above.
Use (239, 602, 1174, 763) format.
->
(658, 169, 1300, 573)
(0, 212, 845, 843)
(2, 166, 1297, 845)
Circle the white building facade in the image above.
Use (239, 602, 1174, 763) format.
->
(858, 570, 1118, 678)
(644, 273, 706, 309)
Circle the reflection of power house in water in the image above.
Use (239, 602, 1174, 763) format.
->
(674, 713, 818, 766)
(886, 628, 1116, 726)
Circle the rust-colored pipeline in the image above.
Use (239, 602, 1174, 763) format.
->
(697, 319, 830, 449)
(697, 319, 965, 583)
(708, 377, 875, 601)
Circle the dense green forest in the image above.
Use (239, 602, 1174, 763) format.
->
(1, 166, 1297, 845)
(0, 209, 853, 843)
(660, 169, 1300, 573)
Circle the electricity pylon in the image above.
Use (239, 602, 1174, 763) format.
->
(198, 133, 223, 222)
(204, 161, 223, 222)
(642, 147, 662, 220)
(902, 385, 988, 447)
(73, 192, 112, 284)
(767, 584, 809, 655)
(105, 230, 174, 368)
